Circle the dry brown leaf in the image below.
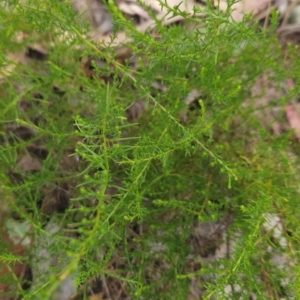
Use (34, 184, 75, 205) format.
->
(27, 146, 49, 160)
(0, 216, 33, 297)
(70, 0, 113, 33)
(5, 124, 35, 141)
(216, 0, 272, 21)
(0, 189, 12, 214)
(91, 0, 205, 45)
(31, 218, 76, 299)
(0, 52, 25, 82)
(117, 0, 150, 20)
(0, 239, 27, 297)
(41, 182, 70, 214)
(59, 151, 80, 172)
(126, 100, 147, 122)
(26, 45, 47, 60)
(89, 294, 105, 300)
(142, 0, 195, 14)
(0, 32, 28, 82)
(16, 154, 42, 172)
(243, 75, 291, 137)
(285, 103, 300, 140)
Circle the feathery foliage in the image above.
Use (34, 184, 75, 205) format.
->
(1, 0, 300, 299)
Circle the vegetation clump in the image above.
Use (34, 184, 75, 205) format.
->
(1, 1, 300, 299)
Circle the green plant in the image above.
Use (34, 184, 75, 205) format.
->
(1, 1, 300, 299)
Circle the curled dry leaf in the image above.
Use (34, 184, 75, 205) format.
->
(116, 0, 150, 21)
(26, 45, 47, 61)
(183, 89, 201, 106)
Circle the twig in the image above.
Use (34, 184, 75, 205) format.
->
(102, 275, 112, 300)
(278, 0, 300, 31)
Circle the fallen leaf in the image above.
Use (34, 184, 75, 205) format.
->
(70, 0, 113, 33)
(216, 0, 272, 22)
(26, 45, 47, 61)
(0, 216, 32, 297)
(5, 124, 35, 142)
(5, 219, 32, 247)
(126, 100, 147, 122)
(117, 0, 150, 21)
(41, 182, 70, 215)
(27, 145, 49, 160)
(16, 154, 42, 172)
(31, 217, 76, 300)
(91, 0, 205, 45)
(89, 294, 105, 300)
(285, 103, 300, 140)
